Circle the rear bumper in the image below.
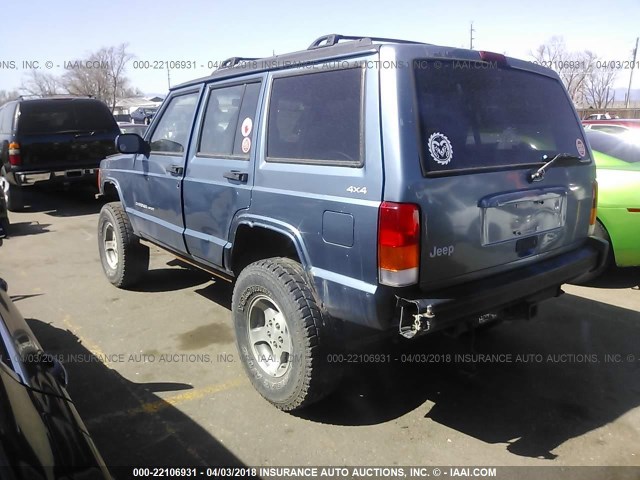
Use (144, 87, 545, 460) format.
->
(313, 237, 608, 337)
(8, 168, 98, 186)
(395, 237, 609, 337)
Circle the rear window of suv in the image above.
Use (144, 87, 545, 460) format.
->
(17, 100, 118, 135)
(414, 60, 586, 174)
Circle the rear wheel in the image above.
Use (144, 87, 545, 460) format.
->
(1, 177, 24, 212)
(98, 202, 149, 288)
(232, 257, 338, 411)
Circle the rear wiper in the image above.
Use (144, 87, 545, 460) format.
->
(528, 153, 585, 182)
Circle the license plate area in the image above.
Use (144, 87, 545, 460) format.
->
(480, 189, 567, 246)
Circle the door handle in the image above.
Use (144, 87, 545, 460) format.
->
(168, 165, 184, 176)
(223, 170, 248, 183)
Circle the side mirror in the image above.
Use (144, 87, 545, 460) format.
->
(116, 133, 149, 156)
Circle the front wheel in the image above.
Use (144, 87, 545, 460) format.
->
(98, 202, 149, 288)
(232, 257, 338, 411)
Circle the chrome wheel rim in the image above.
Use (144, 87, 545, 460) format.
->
(247, 294, 292, 378)
(103, 223, 118, 270)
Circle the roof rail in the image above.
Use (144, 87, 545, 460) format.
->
(19, 94, 95, 100)
(217, 57, 260, 71)
(307, 34, 425, 50)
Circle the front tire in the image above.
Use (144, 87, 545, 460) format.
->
(98, 202, 149, 288)
(232, 257, 338, 411)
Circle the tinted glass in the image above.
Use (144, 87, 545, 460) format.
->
(414, 61, 586, 173)
(17, 100, 118, 135)
(233, 83, 261, 156)
(585, 130, 640, 163)
(150, 93, 199, 154)
(267, 68, 362, 164)
(199, 85, 244, 156)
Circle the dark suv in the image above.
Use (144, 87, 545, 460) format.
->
(0, 96, 120, 211)
(130, 107, 158, 125)
(97, 34, 607, 411)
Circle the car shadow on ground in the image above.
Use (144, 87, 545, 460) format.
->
(27, 318, 246, 469)
(296, 293, 640, 460)
(16, 184, 107, 217)
(129, 267, 213, 293)
(3, 221, 51, 237)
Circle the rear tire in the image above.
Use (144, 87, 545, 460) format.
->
(98, 202, 149, 288)
(3, 181, 24, 212)
(232, 257, 339, 411)
(0, 216, 9, 237)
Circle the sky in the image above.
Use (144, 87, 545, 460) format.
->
(1, 0, 639, 96)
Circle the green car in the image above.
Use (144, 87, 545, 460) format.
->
(585, 129, 640, 273)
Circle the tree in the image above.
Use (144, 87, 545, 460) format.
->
(531, 37, 594, 105)
(0, 90, 20, 106)
(584, 67, 617, 109)
(105, 43, 134, 111)
(60, 43, 134, 111)
(21, 70, 61, 96)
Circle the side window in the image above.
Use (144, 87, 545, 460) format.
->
(198, 82, 261, 158)
(198, 85, 243, 156)
(149, 93, 199, 154)
(266, 68, 363, 165)
(0, 105, 15, 134)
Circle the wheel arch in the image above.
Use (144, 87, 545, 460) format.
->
(227, 215, 312, 276)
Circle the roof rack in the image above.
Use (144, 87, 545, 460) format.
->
(217, 57, 260, 71)
(307, 34, 425, 50)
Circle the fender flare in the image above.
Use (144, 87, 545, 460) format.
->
(226, 213, 312, 271)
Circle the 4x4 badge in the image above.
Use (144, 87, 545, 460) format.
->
(428, 132, 453, 165)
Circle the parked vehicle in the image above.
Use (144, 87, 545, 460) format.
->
(584, 113, 617, 120)
(113, 114, 133, 125)
(97, 34, 607, 411)
(0, 96, 120, 211)
(0, 227, 111, 479)
(582, 119, 640, 135)
(119, 123, 147, 136)
(0, 191, 8, 234)
(581, 130, 640, 277)
(130, 107, 158, 125)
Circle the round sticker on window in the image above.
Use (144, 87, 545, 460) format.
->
(241, 117, 253, 137)
(428, 132, 454, 165)
(241, 137, 251, 154)
(576, 138, 586, 157)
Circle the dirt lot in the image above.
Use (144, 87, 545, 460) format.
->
(1, 186, 639, 472)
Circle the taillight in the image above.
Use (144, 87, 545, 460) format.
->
(378, 201, 420, 287)
(588, 180, 598, 235)
(8, 142, 20, 166)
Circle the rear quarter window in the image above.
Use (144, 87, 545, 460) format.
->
(414, 60, 586, 174)
(266, 67, 363, 166)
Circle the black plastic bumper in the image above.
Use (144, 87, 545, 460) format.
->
(397, 237, 609, 335)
